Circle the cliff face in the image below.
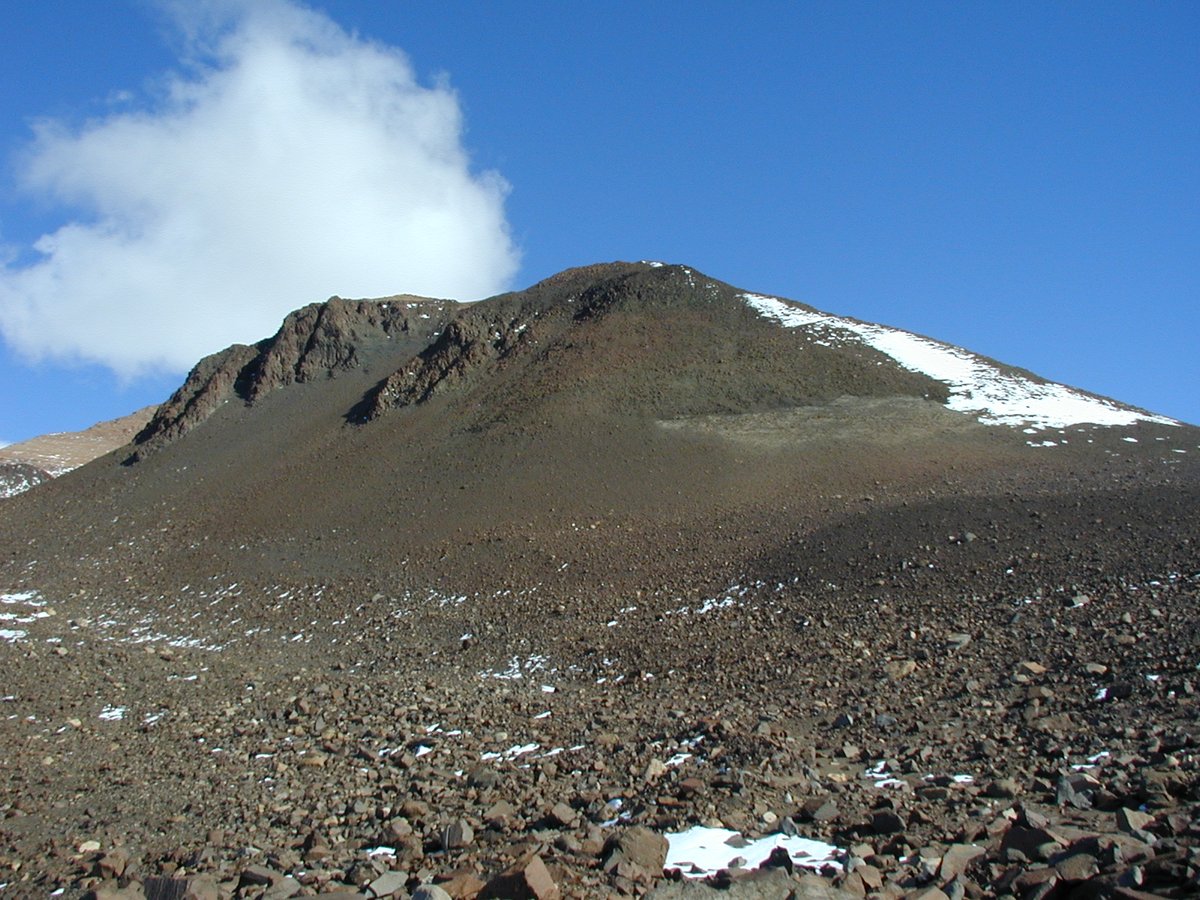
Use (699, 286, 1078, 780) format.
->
(130, 343, 260, 458)
(130, 295, 455, 458)
(235, 296, 454, 402)
(364, 312, 533, 416)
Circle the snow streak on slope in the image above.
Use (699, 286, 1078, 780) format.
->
(742, 294, 1177, 430)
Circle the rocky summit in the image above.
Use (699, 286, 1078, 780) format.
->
(1, 261, 1198, 899)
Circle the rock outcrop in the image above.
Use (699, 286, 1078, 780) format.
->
(129, 295, 454, 458)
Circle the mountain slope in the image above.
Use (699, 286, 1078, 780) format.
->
(0, 262, 1197, 897)
(2, 261, 1193, 592)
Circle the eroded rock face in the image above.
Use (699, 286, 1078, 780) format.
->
(365, 313, 534, 415)
(236, 297, 452, 403)
(129, 296, 454, 459)
(130, 342, 259, 459)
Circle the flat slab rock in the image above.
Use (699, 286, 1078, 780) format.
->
(648, 870, 857, 899)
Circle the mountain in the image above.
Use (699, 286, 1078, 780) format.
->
(0, 405, 158, 499)
(0, 262, 1197, 898)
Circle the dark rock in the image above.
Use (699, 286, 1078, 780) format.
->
(870, 810, 905, 835)
(481, 852, 559, 899)
(761, 846, 794, 873)
(440, 819, 475, 850)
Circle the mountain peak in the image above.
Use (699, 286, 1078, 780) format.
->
(118, 262, 1183, 464)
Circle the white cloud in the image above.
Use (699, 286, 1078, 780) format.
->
(0, 0, 519, 377)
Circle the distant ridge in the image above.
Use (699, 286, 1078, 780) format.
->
(0, 404, 157, 498)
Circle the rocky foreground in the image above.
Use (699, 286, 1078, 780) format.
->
(2, 506, 1198, 899)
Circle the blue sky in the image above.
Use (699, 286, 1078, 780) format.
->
(1, 0, 1197, 444)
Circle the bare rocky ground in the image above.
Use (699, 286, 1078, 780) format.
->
(3, 449, 1198, 899)
(1, 264, 1198, 898)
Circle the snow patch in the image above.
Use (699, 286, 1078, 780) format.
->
(742, 293, 1177, 430)
(480, 742, 540, 761)
(0, 592, 49, 640)
(863, 760, 906, 789)
(665, 825, 841, 878)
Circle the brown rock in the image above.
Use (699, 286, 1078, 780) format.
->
(938, 844, 985, 882)
(1000, 826, 1064, 862)
(437, 872, 487, 899)
(440, 819, 475, 850)
(1116, 807, 1155, 835)
(1054, 852, 1100, 882)
(402, 799, 431, 819)
(1010, 866, 1058, 899)
(484, 799, 518, 827)
(96, 848, 131, 879)
(143, 877, 220, 900)
(548, 801, 578, 828)
(86, 886, 146, 900)
(482, 852, 559, 899)
(368, 872, 409, 898)
(983, 778, 1020, 799)
(239, 865, 283, 888)
(603, 825, 669, 873)
(647, 869, 857, 898)
(841, 871, 867, 897)
(884, 660, 917, 680)
(853, 864, 882, 891)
